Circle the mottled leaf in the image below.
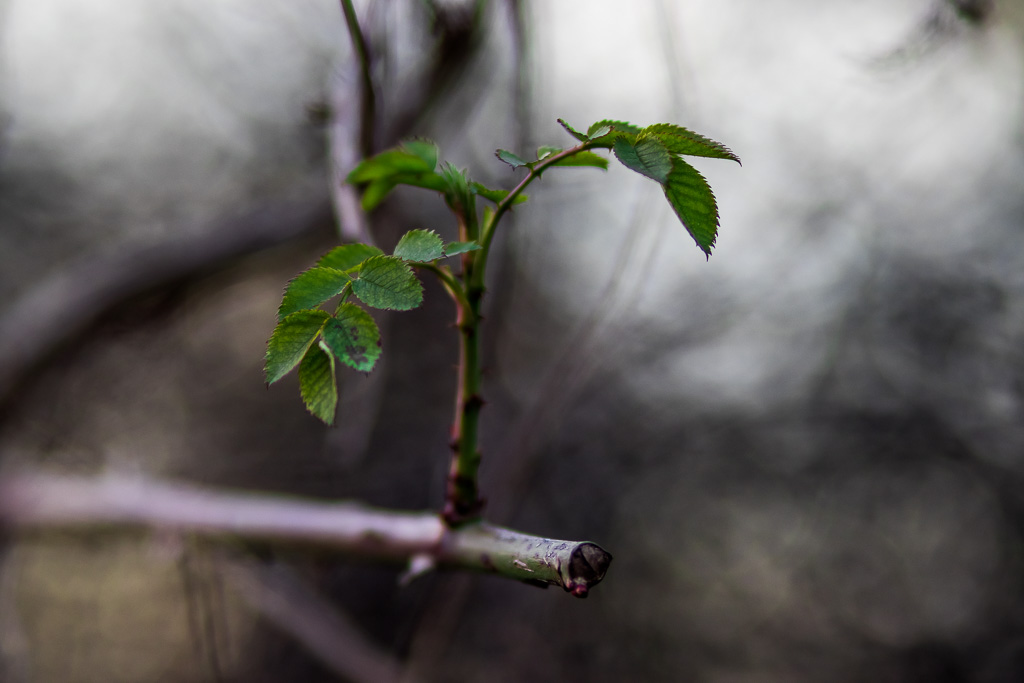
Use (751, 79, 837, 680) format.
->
(351, 255, 423, 310)
(265, 310, 331, 385)
(322, 303, 381, 372)
(299, 342, 337, 424)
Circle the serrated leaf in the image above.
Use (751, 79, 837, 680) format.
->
(586, 119, 642, 145)
(589, 119, 642, 135)
(351, 255, 423, 310)
(444, 241, 481, 257)
(552, 151, 609, 169)
(496, 149, 528, 169)
(265, 310, 331, 385)
(299, 342, 337, 424)
(557, 118, 588, 142)
(394, 229, 445, 262)
(642, 123, 741, 164)
(613, 136, 673, 183)
(347, 147, 435, 184)
(441, 163, 475, 216)
(277, 267, 352, 320)
(317, 243, 384, 271)
(663, 157, 720, 258)
(537, 145, 561, 160)
(322, 303, 381, 372)
(470, 182, 529, 205)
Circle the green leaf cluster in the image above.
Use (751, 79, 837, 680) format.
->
(562, 118, 741, 257)
(270, 121, 739, 425)
(265, 230, 476, 423)
(347, 140, 528, 215)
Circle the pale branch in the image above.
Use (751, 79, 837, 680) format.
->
(0, 471, 612, 597)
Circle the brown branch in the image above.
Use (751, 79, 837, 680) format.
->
(0, 471, 612, 597)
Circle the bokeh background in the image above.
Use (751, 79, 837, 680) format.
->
(3, 0, 1024, 681)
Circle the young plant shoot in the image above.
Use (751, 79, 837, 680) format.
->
(264, 118, 739, 591)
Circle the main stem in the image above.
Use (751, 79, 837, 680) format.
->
(442, 141, 595, 526)
(444, 230, 485, 525)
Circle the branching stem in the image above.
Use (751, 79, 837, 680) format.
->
(442, 140, 598, 525)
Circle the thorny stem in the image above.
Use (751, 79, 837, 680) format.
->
(441, 140, 598, 525)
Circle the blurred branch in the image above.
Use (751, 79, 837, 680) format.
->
(383, 0, 488, 142)
(221, 556, 407, 683)
(0, 471, 611, 597)
(0, 195, 334, 412)
(339, 0, 376, 159)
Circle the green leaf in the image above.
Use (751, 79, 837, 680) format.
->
(347, 147, 435, 184)
(496, 149, 528, 169)
(585, 119, 643, 147)
(357, 171, 448, 211)
(277, 267, 352, 320)
(402, 140, 439, 169)
(552, 151, 609, 169)
(444, 241, 481, 257)
(265, 310, 331, 385)
(537, 145, 561, 160)
(394, 229, 445, 262)
(613, 135, 673, 183)
(663, 157, 720, 258)
(360, 178, 397, 211)
(393, 171, 448, 193)
(588, 119, 642, 136)
(299, 342, 337, 424)
(322, 303, 381, 372)
(352, 255, 423, 310)
(557, 118, 588, 142)
(317, 243, 384, 271)
(642, 123, 741, 164)
(470, 182, 529, 205)
(441, 163, 475, 216)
